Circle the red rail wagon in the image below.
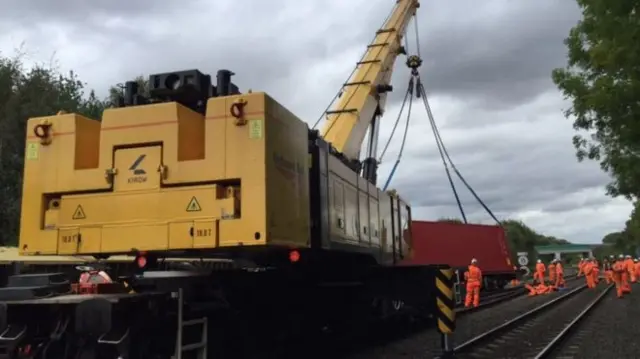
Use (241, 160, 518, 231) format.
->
(404, 220, 517, 296)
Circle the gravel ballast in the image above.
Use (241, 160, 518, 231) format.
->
(455, 284, 609, 359)
(345, 276, 584, 359)
(550, 283, 640, 358)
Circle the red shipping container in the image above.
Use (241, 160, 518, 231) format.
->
(405, 220, 515, 274)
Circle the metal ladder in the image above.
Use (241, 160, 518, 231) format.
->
(173, 289, 208, 359)
(453, 270, 463, 306)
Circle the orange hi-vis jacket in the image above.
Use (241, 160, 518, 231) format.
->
(583, 262, 593, 276)
(613, 261, 626, 279)
(578, 260, 585, 275)
(625, 258, 634, 272)
(465, 265, 482, 283)
(548, 263, 556, 279)
(535, 262, 546, 280)
(555, 262, 564, 275)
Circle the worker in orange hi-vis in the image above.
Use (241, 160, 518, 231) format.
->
(534, 259, 546, 285)
(613, 255, 627, 298)
(591, 257, 600, 285)
(554, 259, 565, 288)
(464, 258, 482, 308)
(634, 259, 640, 282)
(510, 266, 520, 286)
(548, 260, 556, 284)
(603, 257, 613, 284)
(583, 258, 595, 289)
(577, 257, 585, 277)
(525, 282, 557, 296)
(620, 255, 632, 294)
(625, 255, 636, 283)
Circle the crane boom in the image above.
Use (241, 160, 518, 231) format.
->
(320, 0, 420, 162)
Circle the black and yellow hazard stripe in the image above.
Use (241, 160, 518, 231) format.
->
(435, 268, 456, 334)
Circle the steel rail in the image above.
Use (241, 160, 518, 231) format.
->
(533, 284, 613, 359)
(456, 288, 525, 315)
(453, 283, 588, 352)
(455, 273, 580, 315)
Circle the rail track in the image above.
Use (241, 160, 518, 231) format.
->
(339, 275, 583, 359)
(457, 273, 579, 315)
(457, 287, 526, 314)
(452, 282, 612, 359)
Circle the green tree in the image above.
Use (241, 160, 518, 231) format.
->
(436, 218, 464, 224)
(107, 75, 148, 107)
(602, 231, 623, 245)
(622, 201, 640, 255)
(0, 53, 104, 245)
(552, 0, 640, 200)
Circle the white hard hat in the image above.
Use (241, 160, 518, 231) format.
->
(537, 259, 541, 263)
(635, 259, 638, 263)
(619, 254, 625, 259)
(626, 255, 632, 258)
(471, 258, 477, 264)
(609, 255, 614, 258)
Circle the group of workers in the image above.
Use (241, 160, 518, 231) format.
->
(462, 254, 640, 309)
(525, 258, 566, 296)
(462, 256, 567, 307)
(578, 255, 640, 298)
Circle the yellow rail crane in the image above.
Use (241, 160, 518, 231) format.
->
(0, 1, 456, 358)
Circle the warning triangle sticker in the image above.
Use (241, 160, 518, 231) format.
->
(186, 197, 202, 212)
(72, 205, 86, 220)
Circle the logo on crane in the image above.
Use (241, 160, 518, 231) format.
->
(128, 154, 148, 184)
(129, 154, 147, 175)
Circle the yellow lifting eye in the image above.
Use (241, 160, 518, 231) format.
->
(230, 98, 248, 125)
(33, 119, 53, 145)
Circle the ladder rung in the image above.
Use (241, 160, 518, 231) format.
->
(326, 109, 358, 115)
(344, 81, 370, 86)
(368, 43, 389, 48)
(376, 28, 396, 34)
(182, 341, 206, 352)
(357, 60, 381, 65)
(182, 318, 206, 327)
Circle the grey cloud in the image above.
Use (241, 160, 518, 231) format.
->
(541, 191, 612, 214)
(385, 116, 611, 220)
(1, 0, 182, 23)
(1, 0, 583, 114)
(383, 0, 583, 112)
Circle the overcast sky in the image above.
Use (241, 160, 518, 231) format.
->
(0, 0, 631, 243)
